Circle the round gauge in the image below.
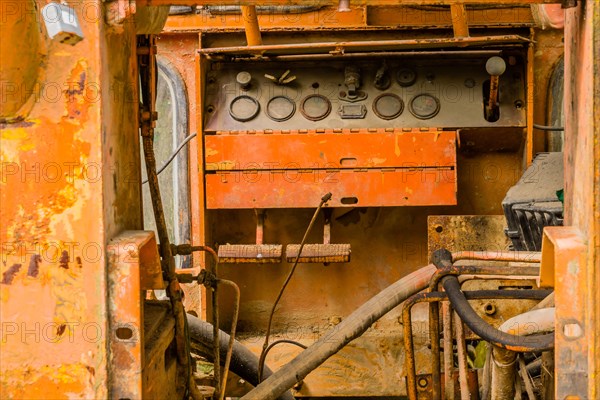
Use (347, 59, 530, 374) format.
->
(372, 93, 404, 120)
(229, 95, 260, 122)
(266, 96, 296, 122)
(409, 94, 440, 120)
(396, 68, 417, 87)
(300, 94, 332, 121)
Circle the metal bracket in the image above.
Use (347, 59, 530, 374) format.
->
(540, 226, 588, 399)
(106, 230, 165, 399)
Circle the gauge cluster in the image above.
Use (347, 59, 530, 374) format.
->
(204, 58, 526, 131)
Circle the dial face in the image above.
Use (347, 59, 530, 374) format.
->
(409, 94, 440, 120)
(229, 95, 260, 122)
(300, 94, 332, 121)
(396, 68, 417, 87)
(372, 93, 404, 120)
(266, 96, 296, 122)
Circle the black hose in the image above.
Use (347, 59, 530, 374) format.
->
(442, 276, 554, 352)
(186, 314, 295, 400)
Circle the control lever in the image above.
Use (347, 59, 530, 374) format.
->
(264, 70, 297, 85)
(344, 66, 361, 99)
(485, 56, 507, 121)
(374, 61, 391, 90)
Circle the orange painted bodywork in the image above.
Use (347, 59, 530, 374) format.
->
(1, 0, 141, 398)
(204, 129, 456, 208)
(2, 0, 599, 398)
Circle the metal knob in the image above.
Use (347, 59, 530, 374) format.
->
(236, 71, 252, 90)
(485, 57, 507, 121)
(486, 56, 507, 77)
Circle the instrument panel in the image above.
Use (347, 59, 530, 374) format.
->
(203, 57, 526, 131)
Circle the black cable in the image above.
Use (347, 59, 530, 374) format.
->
(258, 339, 308, 378)
(442, 276, 554, 352)
(142, 132, 197, 184)
(533, 123, 564, 131)
(258, 192, 332, 382)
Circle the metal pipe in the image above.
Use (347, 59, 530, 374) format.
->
(490, 308, 555, 400)
(198, 35, 530, 55)
(453, 312, 470, 400)
(217, 278, 240, 400)
(403, 290, 551, 400)
(451, 251, 541, 263)
(241, 6, 263, 46)
(241, 264, 438, 400)
(442, 302, 454, 400)
(450, 3, 469, 38)
(429, 302, 442, 400)
(226, 50, 505, 62)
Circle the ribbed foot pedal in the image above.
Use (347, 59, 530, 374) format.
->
(217, 210, 282, 263)
(286, 209, 351, 264)
(218, 244, 282, 263)
(285, 243, 351, 263)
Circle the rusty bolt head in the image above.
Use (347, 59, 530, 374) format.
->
(483, 302, 496, 316)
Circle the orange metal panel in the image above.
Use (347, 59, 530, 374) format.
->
(164, 7, 366, 32)
(206, 167, 456, 208)
(205, 130, 456, 171)
(106, 230, 164, 399)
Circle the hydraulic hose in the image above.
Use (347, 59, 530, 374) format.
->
(186, 314, 295, 400)
(241, 264, 438, 400)
(442, 276, 554, 352)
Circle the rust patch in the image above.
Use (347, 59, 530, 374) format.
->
(0, 59, 93, 248)
(1, 264, 22, 285)
(58, 251, 69, 269)
(27, 254, 41, 277)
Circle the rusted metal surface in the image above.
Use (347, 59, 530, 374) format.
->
(106, 230, 165, 399)
(452, 311, 470, 400)
(414, 371, 478, 400)
(442, 302, 454, 400)
(163, 6, 540, 34)
(541, 226, 587, 399)
(427, 215, 511, 261)
(218, 244, 283, 263)
(450, 4, 469, 38)
(157, 10, 566, 398)
(0, 0, 142, 396)
(562, 2, 600, 397)
(403, 289, 549, 400)
(285, 244, 351, 263)
(240, 6, 263, 46)
(143, 301, 178, 399)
